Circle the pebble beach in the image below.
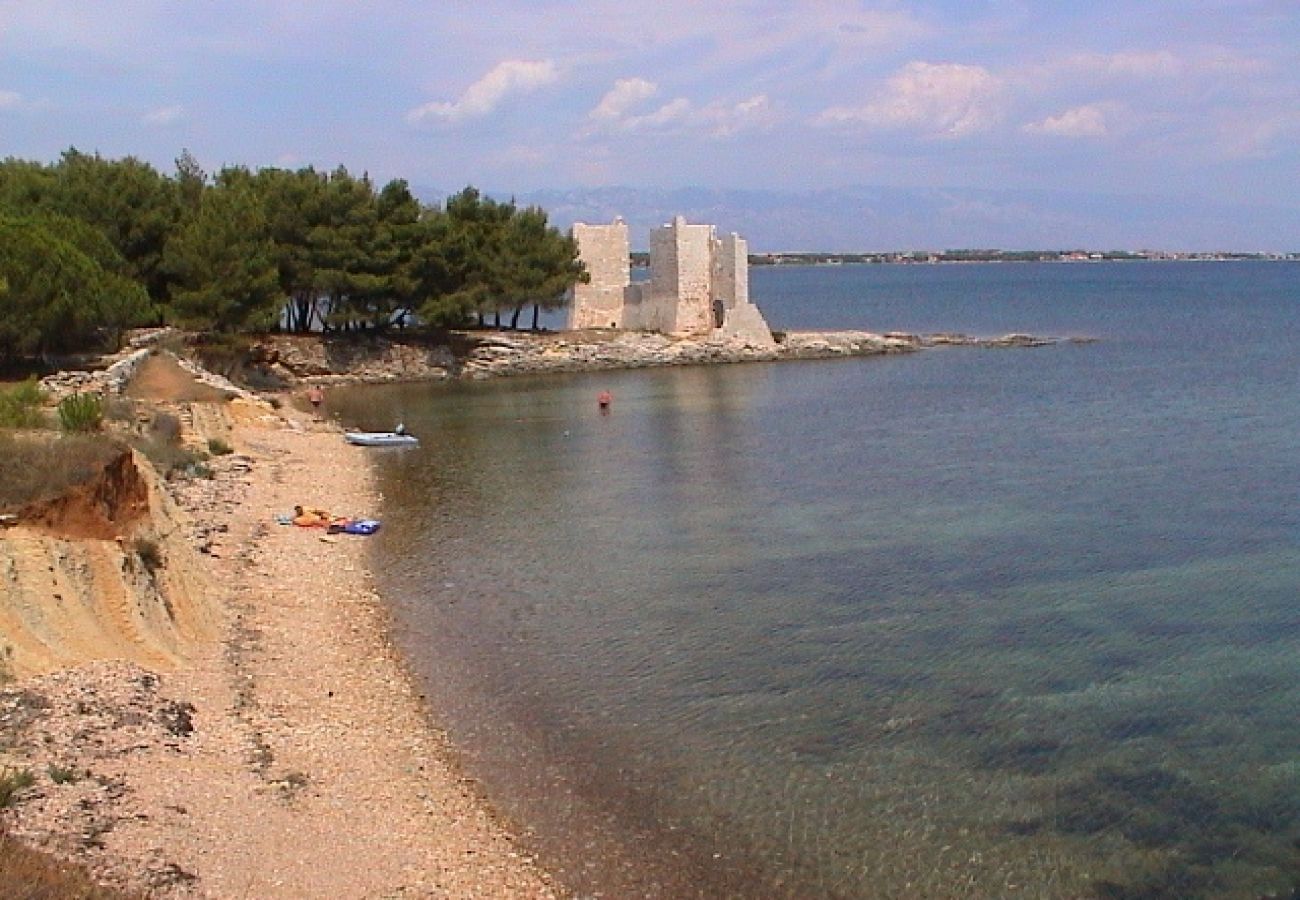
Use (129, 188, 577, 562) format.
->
(0, 391, 558, 898)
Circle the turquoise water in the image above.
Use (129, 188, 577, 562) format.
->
(331, 262, 1300, 898)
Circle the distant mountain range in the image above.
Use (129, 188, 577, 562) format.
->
(411, 184, 1300, 255)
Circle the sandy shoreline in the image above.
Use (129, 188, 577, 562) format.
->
(1, 400, 559, 897)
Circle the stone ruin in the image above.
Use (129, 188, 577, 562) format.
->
(567, 216, 775, 347)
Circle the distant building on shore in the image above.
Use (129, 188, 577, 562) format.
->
(567, 216, 774, 346)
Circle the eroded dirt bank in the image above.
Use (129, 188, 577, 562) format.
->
(0, 381, 557, 897)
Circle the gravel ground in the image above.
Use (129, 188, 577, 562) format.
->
(1, 403, 559, 898)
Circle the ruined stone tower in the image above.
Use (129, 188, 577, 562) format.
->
(567, 216, 774, 346)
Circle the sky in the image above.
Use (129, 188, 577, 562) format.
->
(2, 1, 1298, 250)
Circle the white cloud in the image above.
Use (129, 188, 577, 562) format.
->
(586, 78, 774, 138)
(700, 94, 776, 138)
(0, 90, 21, 109)
(817, 61, 1002, 138)
(589, 78, 659, 122)
(406, 59, 559, 125)
(141, 104, 184, 125)
(628, 97, 693, 130)
(1023, 103, 1110, 138)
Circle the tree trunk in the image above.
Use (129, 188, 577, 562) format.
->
(531, 304, 540, 331)
(509, 304, 523, 330)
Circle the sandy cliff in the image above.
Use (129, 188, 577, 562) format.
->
(0, 445, 216, 680)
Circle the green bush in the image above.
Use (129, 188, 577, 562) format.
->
(47, 765, 80, 785)
(57, 393, 104, 432)
(207, 437, 233, 456)
(0, 768, 35, 808)
(0, 378, 46, 429)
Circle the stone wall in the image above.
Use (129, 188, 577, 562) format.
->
(659, 217, 716, 335)
(712, 232, 747, 314)
(567, 221, 631, 330)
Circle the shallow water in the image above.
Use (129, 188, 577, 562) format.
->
(331, 262, 1300, 898)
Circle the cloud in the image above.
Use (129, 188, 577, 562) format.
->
(700, 94, 776, 138)
(141, 104, 184, 125)
(817, 62, 1002, 138)
(0, 90, 21, 109)
(1023, 103, 1111, 138)
(585, 79, 688, 133)
(589, 78, 659, 123)
(586, 78, 774, 138)
(406, 59, 559, 125)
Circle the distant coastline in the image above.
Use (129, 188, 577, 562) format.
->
(743, 249, 1300, 266)
(624, 249, 1298, 268)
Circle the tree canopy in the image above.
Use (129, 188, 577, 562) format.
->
(0, 208, 152, 359)
(0, 150, 586, 363)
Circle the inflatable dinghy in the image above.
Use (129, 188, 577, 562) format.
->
(344, 431, 418, 447)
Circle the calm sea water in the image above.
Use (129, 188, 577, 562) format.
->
(330, 262, 1300, 899)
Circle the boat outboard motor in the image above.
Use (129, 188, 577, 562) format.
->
(394, 423, 406, 435)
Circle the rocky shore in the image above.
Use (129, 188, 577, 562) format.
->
(246, 327, 1079, 386)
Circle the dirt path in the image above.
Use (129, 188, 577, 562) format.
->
(123, 354, 230, 404)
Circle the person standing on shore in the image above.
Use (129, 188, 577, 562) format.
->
(307, 385, 324, 419)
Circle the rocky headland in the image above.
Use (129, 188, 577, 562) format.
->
(235, 326, 1081, 387)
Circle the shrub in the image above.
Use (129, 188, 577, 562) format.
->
(0, 378, 47, 429)
(0, 830, 133, 899)
(0, 768, 35, 808)
(57, 393, 104, 433)
(102, 396, 138, 424)
(154, 331, 189, 357)
(149, 411, 181, 443)
(207, 438, 233, 456)
(47, 765, 80, 785)
(132, 538, 164, 574)
(0, 432, 123, 510)
(192, 333, 251, 382)
(131, 437, 200, 479)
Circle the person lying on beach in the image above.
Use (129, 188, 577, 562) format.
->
(292, 505, 332, 527)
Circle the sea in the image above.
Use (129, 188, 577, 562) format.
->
(327, 261, 1300, 899)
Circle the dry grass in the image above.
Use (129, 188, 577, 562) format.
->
(0, 378, 47, 429)
(0, 832, 136, 899)
(0, 432, 124, 512)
